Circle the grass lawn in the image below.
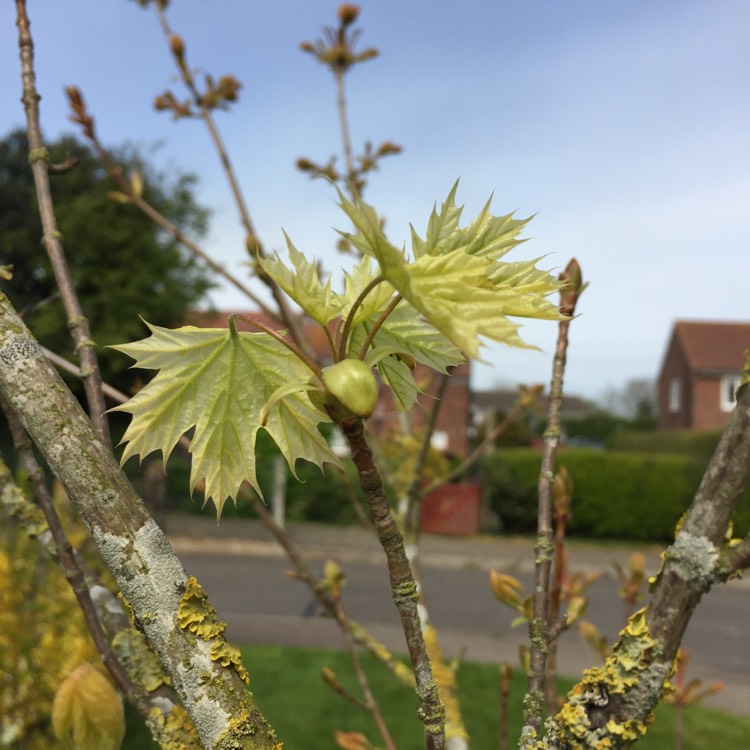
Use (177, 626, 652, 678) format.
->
(124, 643, 748, 748)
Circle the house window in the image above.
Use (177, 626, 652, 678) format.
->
(720, 374, 742, 412)
(668, 378, 681, 413)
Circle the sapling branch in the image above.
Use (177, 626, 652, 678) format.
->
(340, 416, 446, 750)
(152, 3, 310, 354)
(523, 258, 583, 734)
(15, 0, 109, 444)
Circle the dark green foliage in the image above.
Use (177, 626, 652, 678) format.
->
(473, 409, 535, 449)
(137, 428, 366, 525)
(0, 129, 214, 388)
(482, 448, 750, 541)
(610, 429, 724, 457)
(562, 408, 629, 447)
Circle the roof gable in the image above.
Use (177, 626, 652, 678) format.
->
(674, 320, 750, 372)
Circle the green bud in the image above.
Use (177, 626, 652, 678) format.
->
(321, 359, 378, 418)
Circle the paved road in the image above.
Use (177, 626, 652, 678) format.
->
(166, 515, 750, 717)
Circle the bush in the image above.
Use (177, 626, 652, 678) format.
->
(610, 429, 723, 457)
(481, 447, 750, 542)
(138, 429, 365, 525)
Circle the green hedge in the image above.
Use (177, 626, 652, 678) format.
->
(609, 429, 723, 456)
(125, 428, 365, 525)
(481, 447, 750, 542)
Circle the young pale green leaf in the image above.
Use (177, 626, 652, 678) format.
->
(256, 234, 342, 325)
(110, 322, 338, 518)
(340, 255, 394, 326)
(337, 187, 565, 359)
(410, 180, 533, 261)
(376, 355, 420, 412)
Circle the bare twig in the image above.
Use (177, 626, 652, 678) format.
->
(15, 0, 109, 444)
(331, 593, 397, 750)
(523, 259, 583, 733)
(405, 372, 450, 535)
(335, 67, 357, 199)
(65, 88, 279, 324)
(249, 495, 414, 688)
(153, 5, 309, 354)
(421, 395, 533, 498)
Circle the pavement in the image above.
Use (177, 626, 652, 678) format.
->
(164, 513, 750, 718)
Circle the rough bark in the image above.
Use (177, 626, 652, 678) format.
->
(522, 382, 750, 749)
(0, 293, 279, 750)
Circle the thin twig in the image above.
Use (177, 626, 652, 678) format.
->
(154, 5, 310, 355)
(332, 596, 398, 750)
(249, 495, 414, 687)
(65, 107, 278, 322)
(335, 67, 357, 199)
(15, 0, 109, 444)
(421, 399, 529, 498)
(404, 372, 450, 535)
(523, 259, 583, 733)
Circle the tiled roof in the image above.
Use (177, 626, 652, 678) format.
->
(674, 320, 750, 372)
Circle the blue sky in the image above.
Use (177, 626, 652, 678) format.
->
(1, 1, 748, 401)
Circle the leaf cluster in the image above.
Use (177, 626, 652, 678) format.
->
(113, 186, 564, 516)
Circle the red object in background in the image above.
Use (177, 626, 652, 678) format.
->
(420, 483, 480, 535)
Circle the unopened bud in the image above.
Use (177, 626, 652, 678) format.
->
(170, 34, 185, 61)
(337, 4, 360, 26)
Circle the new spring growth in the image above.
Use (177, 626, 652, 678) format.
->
(559, 257, 587, 317)
(300, 4, 379, 73)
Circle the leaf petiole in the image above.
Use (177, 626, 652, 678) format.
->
(356, 294, 402, 360)
(337, 274, 385, 361)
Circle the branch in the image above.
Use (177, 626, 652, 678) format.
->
(14, 0, 109, 444)
(523, 259, 583, 735)
(421, 394, 533, 498)
(0, 293, 279, 749)
(153, 5, 310, 356)
(340, 416, 446, 750)
(530, 380, 750, 748)
(249, 495, 415, 688)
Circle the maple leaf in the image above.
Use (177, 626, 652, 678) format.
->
(337, 186, 565, 360)
(110, 322, 339, 518)
(257, 234, 342, 325)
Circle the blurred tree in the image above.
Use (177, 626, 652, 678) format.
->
(0, 129, 214, 389)
(600, 378, 657, 425)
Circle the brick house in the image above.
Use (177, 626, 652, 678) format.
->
(656, 321, 750, 430)
(186, 309, 471, 456)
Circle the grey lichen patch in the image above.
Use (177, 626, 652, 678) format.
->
(0, 332, 42, 370)
(668, 531, 719, 591)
